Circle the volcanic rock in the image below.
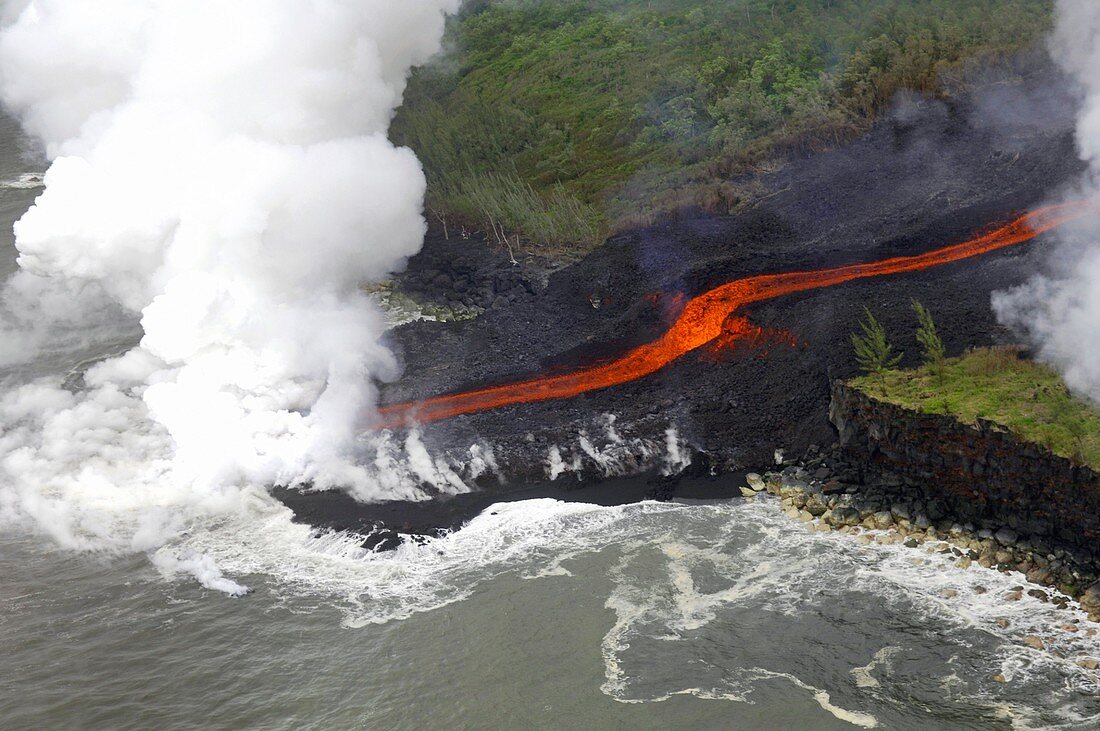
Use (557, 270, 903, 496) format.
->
(279, 58, 1088, 544)
(804, 493, 829, 517)
(826, 506, 861, 526)
(1079, 583, 1100, 613)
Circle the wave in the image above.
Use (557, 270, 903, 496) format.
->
(0, 172, 43, 189)
(161, 493, 693, 624)
(596, 498, 1100, 726)
(149, 489, 1100, 725)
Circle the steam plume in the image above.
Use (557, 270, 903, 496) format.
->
(0, 0, 458, 589)
(993, 0, 1100, 398)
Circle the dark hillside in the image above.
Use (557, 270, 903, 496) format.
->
(279, 59, 1086, 538)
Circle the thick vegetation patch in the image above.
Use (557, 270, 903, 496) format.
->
(393, 0, 1052, 254)
(852, 347, 1100, 469)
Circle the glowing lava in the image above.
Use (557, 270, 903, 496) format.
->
(378, 199, 1098, 427)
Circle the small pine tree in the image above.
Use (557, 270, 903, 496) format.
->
(851, 308, 902, 385)
(912, 299, 945, 380)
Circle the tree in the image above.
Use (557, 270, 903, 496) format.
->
(912, 299, 945, 379)
(851, 308, 902, 384)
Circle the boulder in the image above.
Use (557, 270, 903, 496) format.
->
(1022, 635, 1045, 650)
(1078, 582, 1100, 613)
(925, 499, 947, 521)
(804, 493, 829, 517)
(779, 475, 810, 499)
(872, 511, 894, 530)
(1026, 567, 1054, 586)
(827, 507, 861, 527)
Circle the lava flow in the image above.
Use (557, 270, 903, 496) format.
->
(378, 199, 1098, 428)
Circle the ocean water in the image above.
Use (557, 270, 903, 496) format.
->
(3, 114, 1100, 730)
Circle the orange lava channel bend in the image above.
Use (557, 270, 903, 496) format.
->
(378, 199, 1097, 428)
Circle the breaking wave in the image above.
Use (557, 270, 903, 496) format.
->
(129, 488, 1100, 725)
(0, 172, 42, 189)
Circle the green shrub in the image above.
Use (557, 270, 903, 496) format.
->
(851, 308, 903, 383)
(912, 299, 945, 379)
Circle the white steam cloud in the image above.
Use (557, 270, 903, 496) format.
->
(993, 0, 1100, 398)
(0, 0, 459, 588)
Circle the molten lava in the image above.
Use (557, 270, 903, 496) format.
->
(379, 200, 1098, 428)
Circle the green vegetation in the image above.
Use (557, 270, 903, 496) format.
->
(394, 0, 1053, 254)
(852, 347, 1100, 468)
(911, 299, 945, 378)
(851, 308, 902, 383)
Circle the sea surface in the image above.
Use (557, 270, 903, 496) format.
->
(3, 113, 1100, 730)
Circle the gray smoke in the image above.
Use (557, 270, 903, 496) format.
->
(993, 0, 1100, 398)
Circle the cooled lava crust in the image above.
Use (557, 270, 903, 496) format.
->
(279, 59, 1086, 538)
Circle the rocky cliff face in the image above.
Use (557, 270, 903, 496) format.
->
(830, 381, 1100, 570)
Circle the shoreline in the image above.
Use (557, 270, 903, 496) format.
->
(273, 464, 745, 549)
(750, 462, 1100, 674)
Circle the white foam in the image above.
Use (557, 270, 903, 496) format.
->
(771, 671, 879, 728)
(594, 496, 1100, 724)
(175, 494, 692, 625)
(850, 646, 900, 689)
(0, 172, 43, 189)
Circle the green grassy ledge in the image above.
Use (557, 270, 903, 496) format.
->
(849, 347, 1100, 469)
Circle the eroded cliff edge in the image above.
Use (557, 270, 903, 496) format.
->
(824, 380, 1100, 611)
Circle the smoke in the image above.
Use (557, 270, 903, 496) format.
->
(992, 1, 1100, 399)
(0, 0, 459, 590)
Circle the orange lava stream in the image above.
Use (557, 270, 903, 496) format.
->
(378, 199, 1098, 428)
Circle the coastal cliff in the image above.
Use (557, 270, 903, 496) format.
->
(829, 381, 1100, 568)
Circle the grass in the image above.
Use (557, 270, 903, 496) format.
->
(851, 347, 1100, 469)
(435, 169, 607, 257)
(393, 0, 1054, 253)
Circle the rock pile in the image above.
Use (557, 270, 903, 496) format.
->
(746, 454, 1100, 623)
